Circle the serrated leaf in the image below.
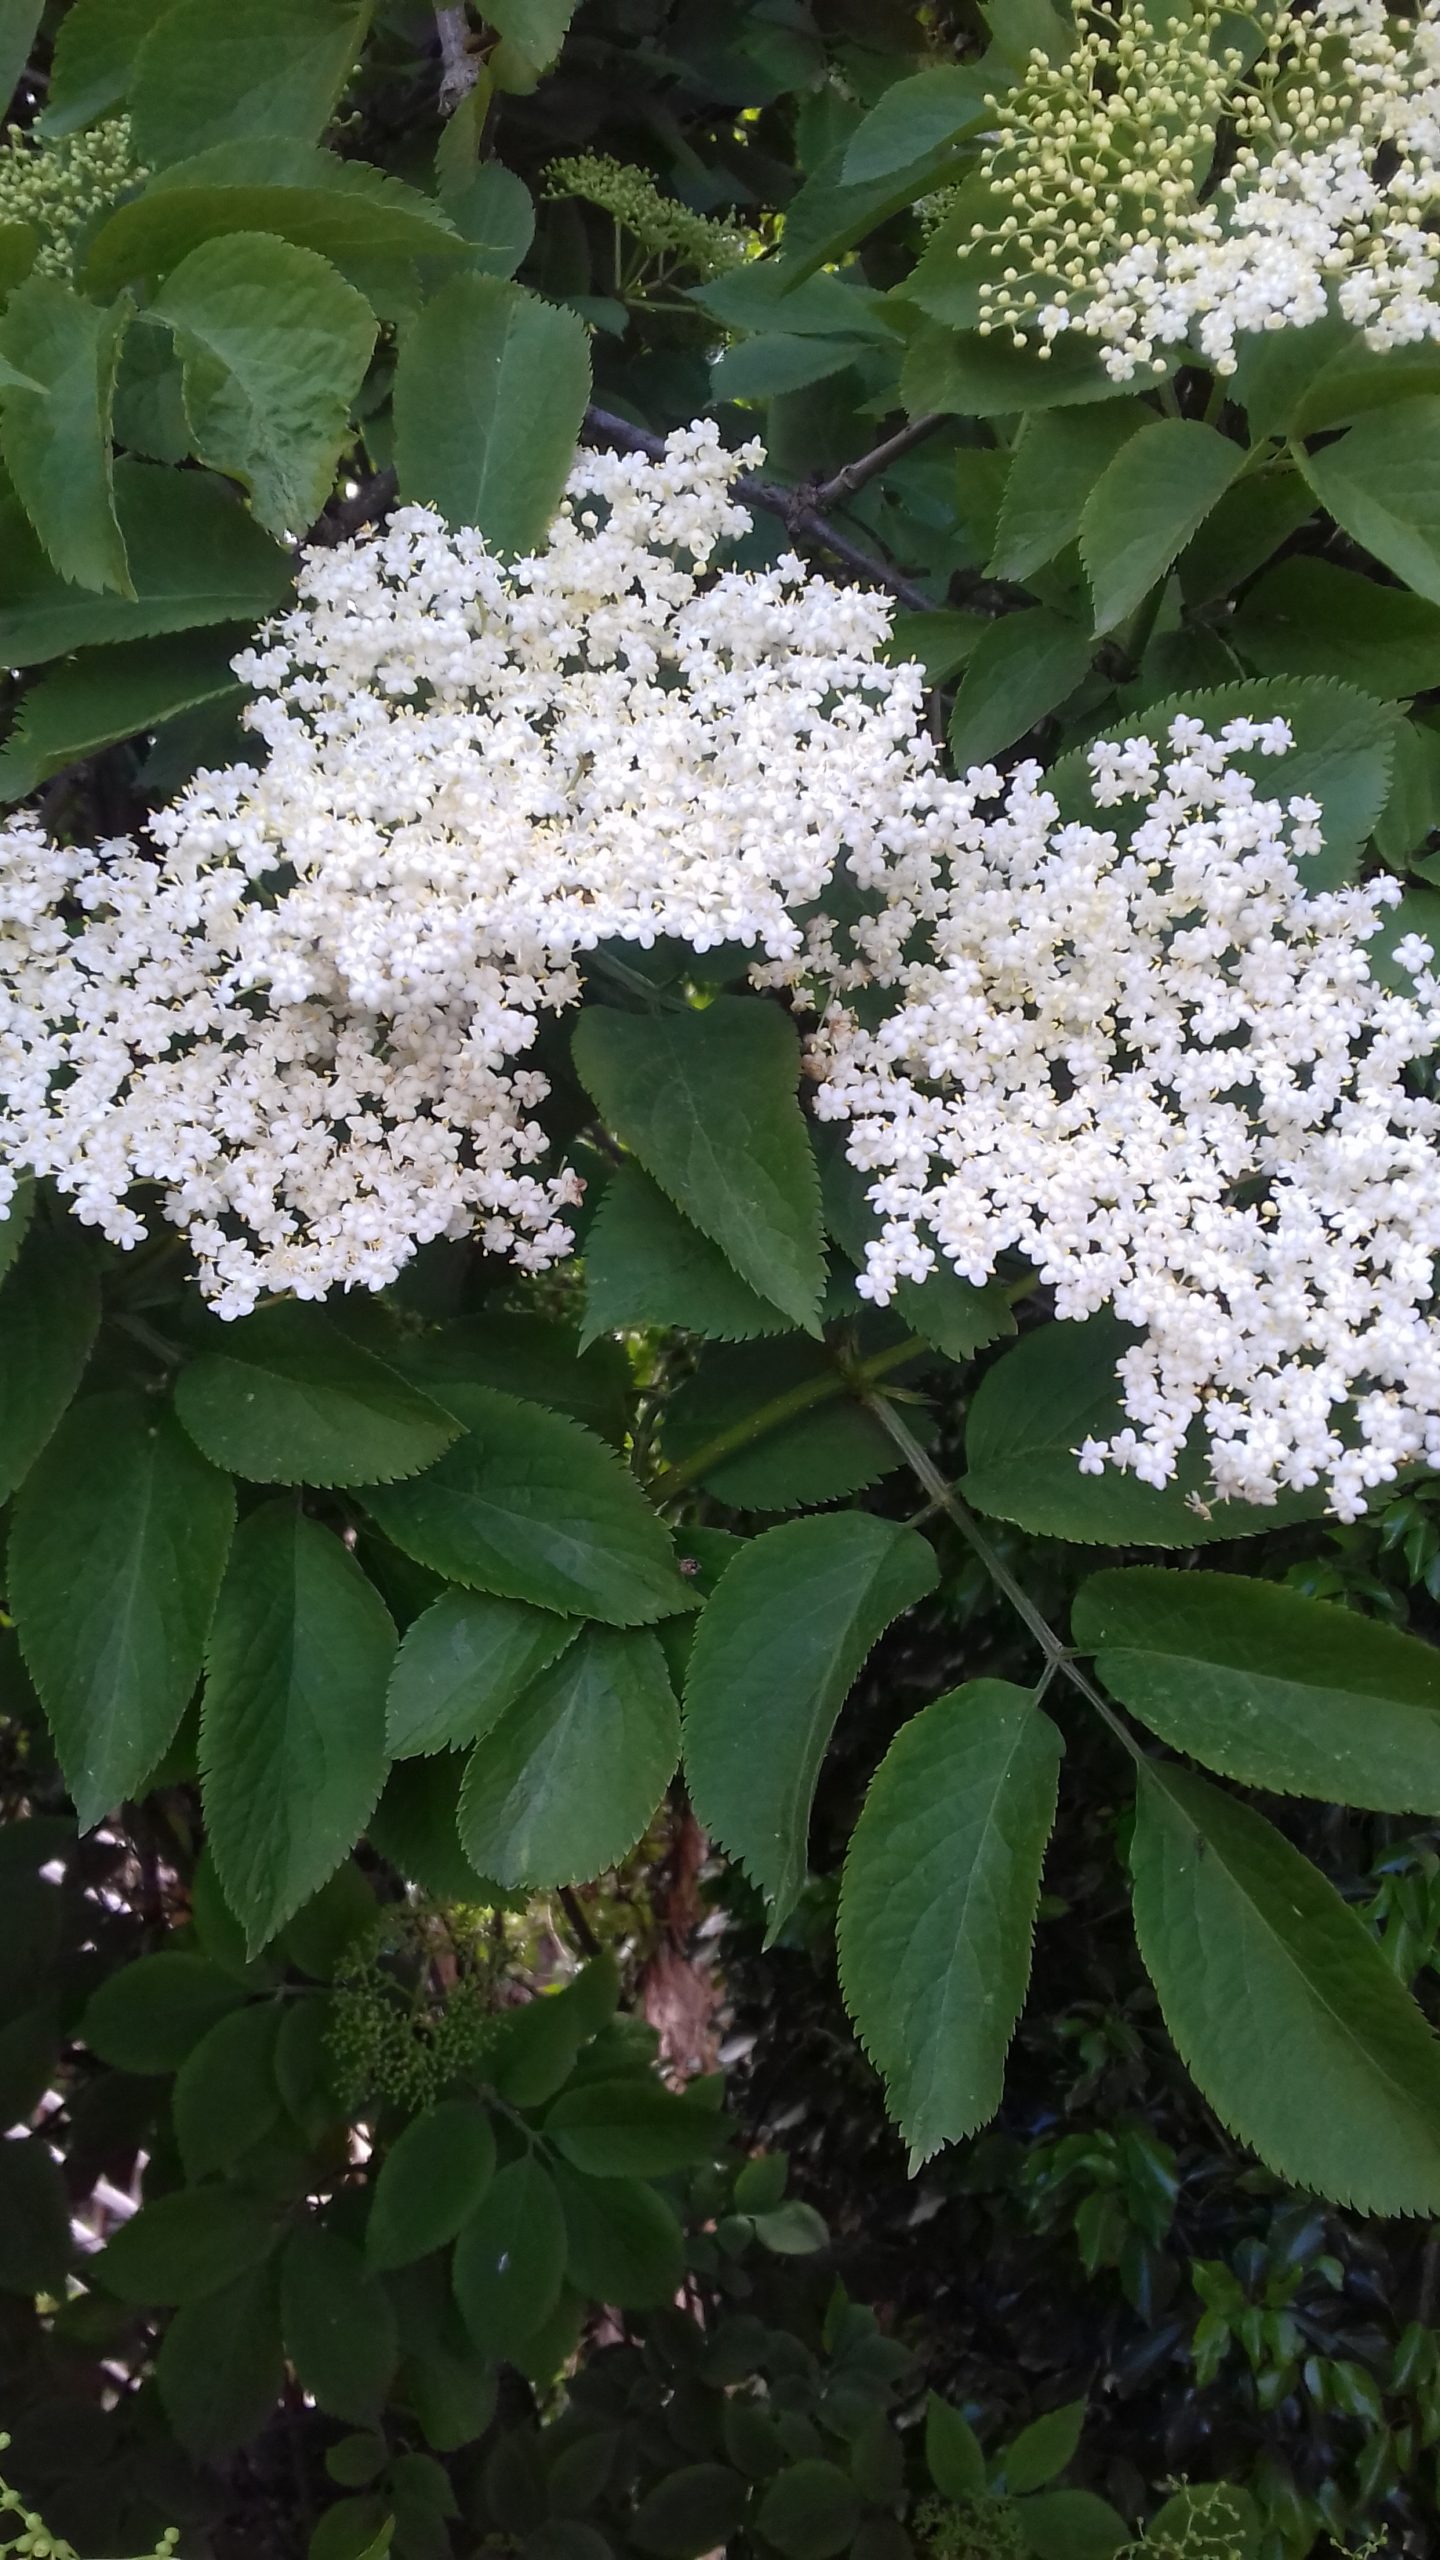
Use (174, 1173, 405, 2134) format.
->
(441, 157, 535, 278)
(0, 274, 130, 592)
(684, 1513, 938, 1930)
(947, 608, 1094, 770)
(201, 1504, 394, 1948)
(87, 139, 461, 290)
(1020, 2490, 1128, 2559)
(0, 2, 41, 116)
(130, 0, 369, 166)
(1176, 466, 1315, 608)
(452, 2156, 565, 2359)
(175, 1303, 459, 1487)
(364, 1383, 687, 1625)
(1074, 1568, 1440, 1810)
(962, 1313, 1323, 1547)
(901, 317, 1132, 419)
(572, 999, 825, 1335)
(367, 1753, 512, 1903)
(457, 1626, 679, 1889)
(367, 2100, 496, 2270)
(282, 2223, 398, 2424)
(151, 230, 375, 536)
(0, 458, 292, 666)
(988, 400, 1149, 585)
(386, 1589, 574, 1759)
(393, 273, 589, 553)
(1299, 399, 1440, 608)
(0, 630, 244, 801)
(1001, 2400, 1086, 2494)
(395, 1313, 630, 1448)
(157, 2264, 284, 2462)
(925, 2397, 986, 2501)
(1130, 1760, 1440, 2212)
(82, 1951, 244, 2072)
(10, 1389, 235, 1829)
(838, 1681, 1061, 2165)
(555, 2165, 684, 2309)
(483, 0, 579, 75)
(841, 65, 992, 184)
(1232, 558, 1440, 699)
(710, 332, 871, 401)
(1080, 419, 1243, 633)
(0, 1216, 100, 1504)
(173, 2000, 283, 2178)
(42, 0, 174, 134)
(99, 2184, 281, 2304)
(660, 1336, 911, 1511)
(544, 2076, 723, 2176)
(582, 1162, 793, 1347)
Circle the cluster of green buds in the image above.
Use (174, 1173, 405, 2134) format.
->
(914, 2493, 1029, 2560)
(328, 1904, 505, 2113)
(0, 2442, 177, 2560)
(0, 116, 143, 278)
(545, 152, 748, 282)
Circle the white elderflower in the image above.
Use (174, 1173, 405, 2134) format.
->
(0, 425, 936, 1318)
(800, 716, 1440, 1520)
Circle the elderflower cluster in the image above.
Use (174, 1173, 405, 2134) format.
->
(0, 424, 928, 1317)
(971, 0, 1440, 380)
(801, 718, 1440, 1521)
(0, 116, 143, 277)
(544, 154, 747, 280)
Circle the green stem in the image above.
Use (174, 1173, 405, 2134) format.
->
(863, 1392, 1143, 1761)
(650, 1331, 931, 1501)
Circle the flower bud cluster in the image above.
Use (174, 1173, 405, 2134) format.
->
(544, 153, 747, 280)
(0, 116, 143, 277)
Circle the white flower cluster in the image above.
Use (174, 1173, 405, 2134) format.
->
(803, 719, 1440, 1520)
(971, 0, 1440, 381)
(0, 425, 927, 1316)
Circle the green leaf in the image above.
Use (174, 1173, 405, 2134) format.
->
(173, 2001, 283, 2178)
(0, 274, 130, 592)
(779, 140, 972, 289)
(684, 1513, 938, 1929)
(157, 2264, 284, 2462)
(757, 2461, 860, 2560)
(0, 3, 42, 116)
(841, 65, 992, 184)
(1073, 1569, 1440, 1811)
(0, 2135, 70, 2293)
(10, 1389, 235, 1830)
(282, 2224, 399, 2425)
(837, 1681, 1062, 2166)
(1176, 466, 1315, 607)
(0, 458, 293, 666)
(1079, 419, 1243, 633)
(582, 1162, 793, 1348)
(386, 1589, 574, 1759)
(820, 1142, 1014, 1365)
(1234, 312, 1440, 437)
(176, 1304, 459, 1487)
(130, 0, 370, 166)
(555, 2165, 685, 2309)
(710, 333, 872, 402)
(0, 1179, 32, 1288)
(452, 2155, 566, 2357)
(947, 607, 1094, 770)
(396, 1314, 630, 1448)
(1001, 2401, 1086, 2494)
(483, 0, 579, 76)
(440, 159, 535, 279)
(365, 1384, 687, 1626)
(367, 1753, 510, 1903)
(572, 998, 825, 1335)
(282, 1860, 377, 1982)
(544, 2076, 724, 2176)
(631, 2467, 748, 2559)
(87, 139, 461, 290)
(151, 230, 376, 537)
(201, 1504, 395, 1949)
(42, 0, 175, 134)
(1299, 399, 1440, 607)
(1232, 558, 1440, 699)
(900, 316, 1132, 420)
(99, 2184, 280, 2304)
(1130, 1760, 1440, 2212)
(393, 274, 589, 552)
(367, 2101, 497, 2271)
(751, 2199, 827, 2255)
(988, 400, 1149, 585)
(660, 1335, 916, 1512)
(925, 2397, 986, 2501)
(82, 1951, 243, 2072)
(0, 1217, 100, 1504)
(0, 629, 245, 801)
(962, 1313, 1324, 1547)
(457, 1625, 680, 1889)
(1019, 2490, 1128, 2560)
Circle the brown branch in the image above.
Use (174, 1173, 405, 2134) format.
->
(812, 411, 946, 509)
(435, 5, 480, 110)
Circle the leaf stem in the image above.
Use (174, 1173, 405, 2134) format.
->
(650, 1332, 932, 1500)
(863, 1391, 1143, 1762)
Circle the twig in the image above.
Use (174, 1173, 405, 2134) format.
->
(812, 412, 946, 509)
(435, 5, 479, 110)
(558, 1885, 601, 1959)
(582, 406, 935, 611)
